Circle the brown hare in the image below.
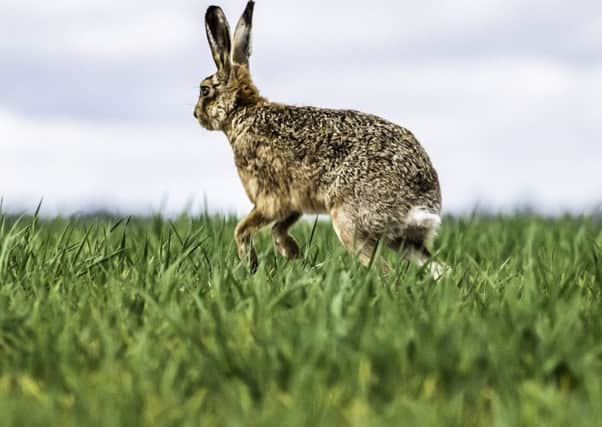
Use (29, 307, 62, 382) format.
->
(194, 1, 445, 277)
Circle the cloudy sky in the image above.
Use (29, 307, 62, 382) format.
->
(0, 0, 600, 216)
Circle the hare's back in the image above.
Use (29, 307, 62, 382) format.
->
(310, 108, 442, 214)
(253, 104, 433, 165)
(248, 104, 440, 209)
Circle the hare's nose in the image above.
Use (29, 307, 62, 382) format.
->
(193, 109, 198, 119)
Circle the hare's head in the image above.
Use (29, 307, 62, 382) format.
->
(194, 1, 262, 131)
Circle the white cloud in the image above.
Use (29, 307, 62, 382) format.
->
(66, 10, 194, 59)
(576, 15, 602, 51)
(3, 0, 600, 61)
(0, 7, 195, 60)
(0, 110, 251, 216)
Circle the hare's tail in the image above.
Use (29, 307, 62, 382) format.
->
(396, 207, 449, 279)
(403, 206, 441, 246)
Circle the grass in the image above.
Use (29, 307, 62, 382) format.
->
(0, 212, 600, 426)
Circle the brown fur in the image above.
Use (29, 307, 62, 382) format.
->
(195, 2, 444, 275)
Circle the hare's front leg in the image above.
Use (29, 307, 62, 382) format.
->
(272, 212, 301, 259)
(235, 208, 272, 273)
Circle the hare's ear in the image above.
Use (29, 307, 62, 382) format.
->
(232, 1, 255, 66)
(205, 6, 232, 79)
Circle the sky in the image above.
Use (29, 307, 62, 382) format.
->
(0, 0, 601, 217)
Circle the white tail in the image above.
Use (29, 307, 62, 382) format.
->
(405, 207, 441, 245)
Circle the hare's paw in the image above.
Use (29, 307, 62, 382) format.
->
(248, 248, 258, 273)
(236, 233, 258, 272)
(273, 235, 300, 260)
(237, 243, 258, 273)
(272, 213, 302, 261)
(429, 261, 451, 280)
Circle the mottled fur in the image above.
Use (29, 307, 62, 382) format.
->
(194, 2, 444, 275)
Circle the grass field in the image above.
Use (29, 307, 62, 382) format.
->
(0, 212, 600, 426)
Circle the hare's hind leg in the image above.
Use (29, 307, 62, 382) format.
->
(330, 206, 380, 267)
(388, 239, 445, 278)
(272, 212, 301, 259)
(235, 208, 273, 273)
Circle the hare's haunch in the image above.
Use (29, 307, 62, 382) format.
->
(194, 2, 445, 276)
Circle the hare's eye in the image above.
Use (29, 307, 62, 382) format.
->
(200, 86, 211, 97)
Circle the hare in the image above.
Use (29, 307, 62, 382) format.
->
(194, 1, 445, 277)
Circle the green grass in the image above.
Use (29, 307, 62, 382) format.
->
(0, 212, 600, 426)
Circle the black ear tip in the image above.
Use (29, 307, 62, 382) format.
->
(243, 1, 255, 20)
(205, 5, 221, 19)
